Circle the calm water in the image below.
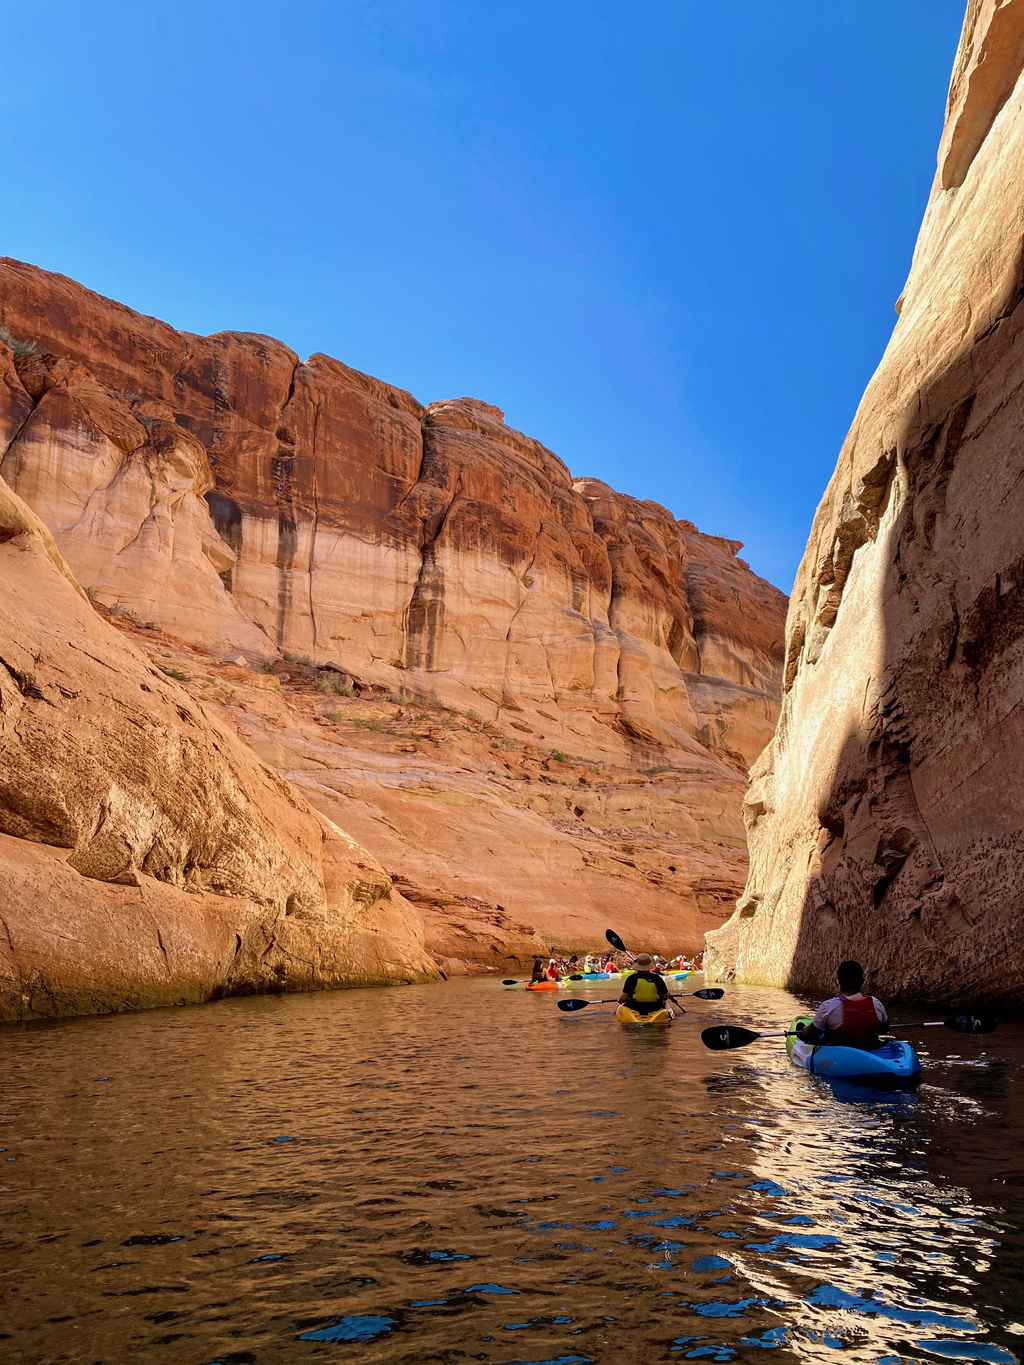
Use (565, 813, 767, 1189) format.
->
(1, 978, 1022, 1365)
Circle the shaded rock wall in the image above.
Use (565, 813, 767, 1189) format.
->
(0, 259, 786, 770)
(0, 473, 438, 1020)
(707, 0, 1024, 1006)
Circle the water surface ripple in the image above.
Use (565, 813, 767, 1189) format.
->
(1, 978, 1022, 1364)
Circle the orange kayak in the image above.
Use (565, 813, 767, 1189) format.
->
(525, 980, 560, 991)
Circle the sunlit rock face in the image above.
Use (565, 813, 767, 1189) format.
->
(0, 473, 439, 1021)
(0, 257, 786, 772)
(0, 259, 789, 980)
(707, 0, 1024, 1007)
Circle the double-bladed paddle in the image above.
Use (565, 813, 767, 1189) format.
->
(702, 1011, 999, 1051)
(559, 987, 724, 1013)
(603, 928, 713, 1006)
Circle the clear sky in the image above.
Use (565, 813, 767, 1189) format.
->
(4, 1, 966, 591)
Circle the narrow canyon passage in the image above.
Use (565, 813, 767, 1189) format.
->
(1, 980, 1021, 1364)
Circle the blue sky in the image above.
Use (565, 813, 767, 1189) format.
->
(4, 1, 965, 591)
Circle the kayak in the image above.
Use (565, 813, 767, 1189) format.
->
(786, 1015, 922, 1087)
(580, 971, 610, 979)
(615, 1004, 673, 1026)
(525, 980, 560, 991)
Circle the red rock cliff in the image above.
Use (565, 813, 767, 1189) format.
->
(0, 259, 786, 772)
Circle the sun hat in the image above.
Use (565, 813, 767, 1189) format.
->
(634, 952, 653, 967)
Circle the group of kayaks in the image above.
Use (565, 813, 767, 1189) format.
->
(524, 970, 696, 993)
(526, 986, 925, 1086)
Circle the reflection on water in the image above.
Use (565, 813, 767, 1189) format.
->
(0, 979, 1021, 1364)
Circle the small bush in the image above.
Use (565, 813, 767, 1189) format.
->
(159, 666, 189, 682)
(257, 658, 278, 674)
(550, 749, 568, 763)
(284, 651, 314, 666)
(109, 601, 141, 624)
(0, 327, 38, 357)
(315, 672, 353, 696)
(323, 709, 346, 723)
(386, 689, 412, 705)
(464, 708, 481, 722)
(83, 586, 99, 600)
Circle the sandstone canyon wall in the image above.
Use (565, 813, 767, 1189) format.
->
(0, 261, 787, 1006)
(707, 0, 1024, 1006)
(0, 474, 439, 1021)
(0, 258, 785, 772)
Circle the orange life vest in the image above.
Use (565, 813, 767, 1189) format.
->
(826, 994, 881, 1045)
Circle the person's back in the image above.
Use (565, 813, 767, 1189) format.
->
(798, 961, 887, 1050)
(618, 954, 671, 1016)
(530, 957, 546, 983)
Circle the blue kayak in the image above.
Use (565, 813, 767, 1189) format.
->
(786, 1015, 921, 1087)
(580, 971, 610, 979)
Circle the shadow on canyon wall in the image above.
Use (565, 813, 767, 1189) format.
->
(782, 276, 1024, 1007)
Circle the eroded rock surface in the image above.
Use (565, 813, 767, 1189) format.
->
(0, 474, 438, 1020)
(63, 616, 749, 971)
(707, 0, 1024, 1006)
(0, 259, 786, 774)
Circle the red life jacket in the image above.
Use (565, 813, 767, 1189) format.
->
(826, 995, 881, 1045)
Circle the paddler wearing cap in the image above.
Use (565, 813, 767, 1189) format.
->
(617, 953, 672, 1017)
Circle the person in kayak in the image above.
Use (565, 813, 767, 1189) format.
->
(545, 958, 561, 981)
(531, 957, 547, 983)
(796, 960, 888, 1049)
(618, 954, 673, 1016)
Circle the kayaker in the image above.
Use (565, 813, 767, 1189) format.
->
(796, 960, 888, 1050)
(545, 958, 560, 981)
(618, 954, 674, 1017)
(531, 957, 547, 983)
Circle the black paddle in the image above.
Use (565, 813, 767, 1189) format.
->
(605, 929, 635, 961)
(559, 988, 724, 1013)
(702, 1012, 999, 1051)
(603, 928, 707, 1003)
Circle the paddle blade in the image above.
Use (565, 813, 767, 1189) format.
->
(502, 979, 518, 985)
(946, 1011, 998, 1034)
(569, 955, 579, 963)
(605, 929, 627, 952)
(692, 988, 725, 1000)
(569, 973, 583, 980)
(701, 1025, 762, 1051)
(557, 998, 591, 1012)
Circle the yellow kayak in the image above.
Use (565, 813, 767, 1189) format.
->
(615, 1004, 673, 1026)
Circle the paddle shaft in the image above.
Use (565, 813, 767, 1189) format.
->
(566, 992, 711, 1007)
